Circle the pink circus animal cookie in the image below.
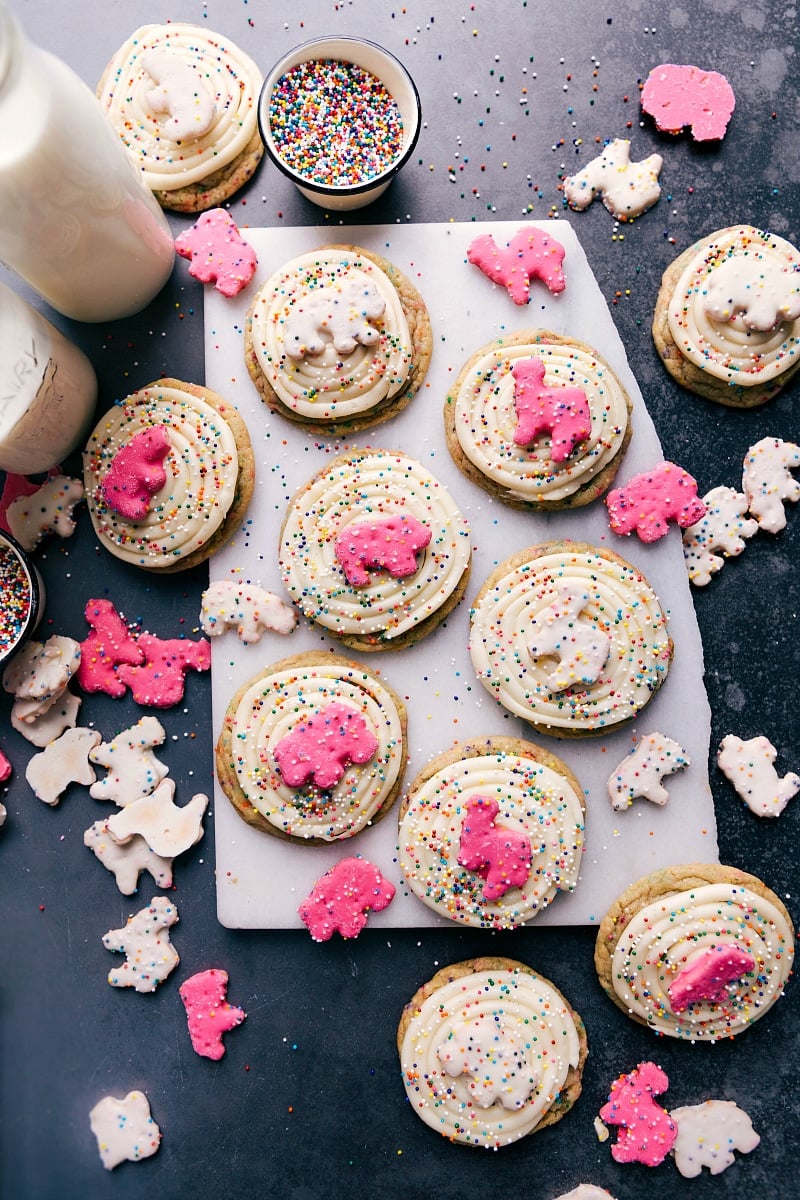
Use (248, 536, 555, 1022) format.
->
(116, 632, 211, 707)
(273, 701, 378, 790)
(457, 794, 532, 900)
(0, 749, 11, 782)
(467, 225, 567, 303)
(511, 358, 591, 460)
(641, 64, 735, 141)
(563, 139, 663, 222)
(179, 968, 246, 1060)
(78, 598, 144, 697)
(599, 1061, 677, 1166)
(606, 461, 706, 542)
(668, 944, 755, 1011)
(100, 426, 171, 521)
(298, 856, 396, 941)
(334, 514, 432, 589)
(175, 208, 258, 297)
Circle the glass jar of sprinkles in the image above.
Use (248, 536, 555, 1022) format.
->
(0, 528, 43, 666)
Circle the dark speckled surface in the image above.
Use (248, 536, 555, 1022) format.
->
(1, 3, 798, 1198)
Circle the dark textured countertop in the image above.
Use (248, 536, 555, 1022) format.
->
(2, 3, 798, 1198)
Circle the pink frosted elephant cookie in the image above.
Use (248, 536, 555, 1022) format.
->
(299, 856, 395, 940)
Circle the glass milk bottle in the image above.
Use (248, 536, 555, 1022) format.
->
(0, 2, 175, 322)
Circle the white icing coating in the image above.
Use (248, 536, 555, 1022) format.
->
(607, 732, 690, 810)
(200, 579, 297, 643)
(280, 450, 470, 642)
(608, 881, 794, 1040)
(225, 660, 404, 841)
(84, 819, 173, 895)
(98, 24, 262, 191)
(718, 734, 800, 818)
(25, 726, 100, 806)
(552, 1189, 618, 1200)
(667, 226, 800, 385)
(671, 1100, 760, 1178)
(704, 254, 800, 331)
(102, 896, 179, 993)
(248, 250, 413, 422)
(528, 584, 611, 691)
(398, 749, 584, 928)
(437, 1016, 538, 1109)
(564, 139, 663, 220)
(10, 689, 81, 747)
(89, 1091, 161, 1170)
(2, 634, 80, 701)
(400, 967, 581, 1147)
(742, 436, 800, 533)
(89, 716, 169, 806)
(107, 779, 208, 856)
(6, 474, 84, 551)
(469, 545, 671, 733)
(83, 382, 239, 568)
(451, 338, 629, 503)
(682, 485, 758, 586)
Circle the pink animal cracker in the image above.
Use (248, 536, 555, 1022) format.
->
(457, 794, 532, 900)
(84, 819, 174, 895)
(670, 1100, 760, 1178)
(0, 748, 12, 782)
(273, 701, 378, 790)
(100, 426, 171, 521)
(467, 225, 567, 304)
(89, 1090, 161, 1170)
(334, 514, 432, 589)
(511, 358, 591, 460)
(682, 485, 759, 586)
(607, 732, 690, 811)
(115, 632, 211, 708)
(298, 856, 396, 941)
(78, 598, 144, 698)
(668, 944, 755, 1011)
(199, 579, 297, 644)
(563, 139, 663, 222)
(5, 474, 84, 551)
(599, 1061, 677, 1166)
(25, 726, 101, 806)
(641, 64, 735, 142)
(606, 461, 706, 542)
(175, 208, 258, 298)
(742, 436, 800, 534)
(101, 896, 180, 993)
(717, 733, 800, 818)
(179, 968, 246, 1060)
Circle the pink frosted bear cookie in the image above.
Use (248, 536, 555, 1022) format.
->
(599, 1061, 677, 1166)
(606, 461, 706, 542)
(175, 208, 257, 297)
(179, 968, 246, 1059)
(299, 857, 396, 941)
(641, 64, 735, 141)
(467, 226, 566, 303)
(100, 426, 171, 521)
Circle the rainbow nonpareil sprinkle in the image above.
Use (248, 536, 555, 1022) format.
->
(0, 543, 32, 656)
(268, 59, 403, 187)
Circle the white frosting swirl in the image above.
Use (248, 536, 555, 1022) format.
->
(451, 338, 629, 502)
(609, 881, 794, 1041)
(248, 249, 413, 422)
(469, 544, 671, 732)
(279, 450, 471, 642)
(398, 749, 584, 927)
(98, 24, 262, 190)
(399, 966, 582, 1147)
(226, 659, 404, 841)
(83, 382, 238, 568)
(667, 225, 800, 385)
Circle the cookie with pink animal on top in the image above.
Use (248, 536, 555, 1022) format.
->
(444, 330, 632, 510)
(215, 651, 407, 843)
(398, 736, 585, 929)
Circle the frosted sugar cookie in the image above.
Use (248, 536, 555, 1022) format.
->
(215, 651, 407, 843)
(594, 862, 795, 1041)
(83, 379, 253, 572)
(279, 448, 471, 651)
(469, 540, 672, 736)
(398, 736, 584, 929)
(653, 224, 800, 406)
(97, 24, 263, 212)
(245, 245, 432, 435)
(444, 330, 632, 509)
(397, 957, 587, 1148)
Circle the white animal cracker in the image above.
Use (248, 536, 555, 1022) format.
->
(89, 1090, 161, 1170)
(90, 716, 169, 805)
(84, 819, 174, 895)
(703, 255, 800, 332)
(608, 732, 690, 810)
(742, 437, 800, 533)
(200, 579, 297, 644)
(670, 1099, 759, 1178)
(10, 689, 82, 747)
(717, 733, 800, 817)
(102, 896, 180, 992)
(682, 486, 759, 586)
(107, 778, 209, 857)
(6, 474, 84, 551)
(142, 50, 216, 141)
(2, 635, 81, 701)
(563, 139, 663, 221)
(25, 726, 101, 806)
(282, 276, 385, 358)
(552, 1188, 619, 1200)
(528, 584, 610, 692)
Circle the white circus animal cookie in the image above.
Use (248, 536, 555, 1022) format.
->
(563, 139, 663, 221)
(89, 1090, 161, 1170)
(682, 486, 759, 586)
(25, 727, 101, 806)
(89, 716, 169, 805)
(283, 277, 385, 358)
(703, 254, 800, 332)
(5, 474, 84, 551)
(742, 437, 800, 533)
(141, 50, 216, 142)
(84, 820, 174, 895)
(107, 778, 208, 856)
(102, 896, 179, 992)
(200, 579, 297, 644)
(717, 734, 800, 818)
(608, 732, 691, 810)
(2, 634, 81, 701)
(670, 1100, 759, 1178)
(528, 584, 610, 692)
(551, 1189, 619, 1200)
(11, 689, 82, 748)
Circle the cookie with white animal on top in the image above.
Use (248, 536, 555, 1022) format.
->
(653, 224, 800, 406)
(244, 245, 432, 435)
(444, 330, 632, 509)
